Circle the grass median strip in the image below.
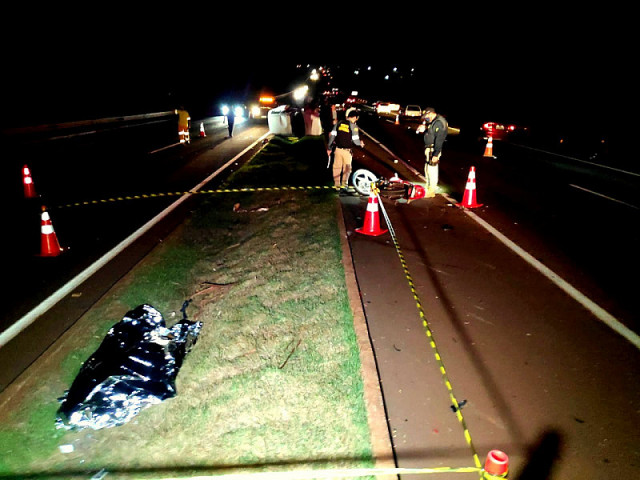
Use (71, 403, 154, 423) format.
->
(0, 136, 377, 478)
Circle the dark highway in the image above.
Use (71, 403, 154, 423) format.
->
(343, 110, 639, 479)
(1, 102, 638, 479)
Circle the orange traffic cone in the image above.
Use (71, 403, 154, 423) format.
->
(200, 122, 206, 137)
(457, 166, 483, 208)
(483, 137, 494, 157)
(39, 206, 65, 257)
(395, 114, 400, 125)
(484, 449, 509, 478)
(23, 165, 38, 198)
(356, 191, 388, 236)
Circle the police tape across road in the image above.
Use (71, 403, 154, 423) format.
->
(0, 132, 271, 349)
(51, 185, 342, 210)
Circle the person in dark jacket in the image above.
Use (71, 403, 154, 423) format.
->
(225, 106, 236, 138)
(327, 110, 364, 190)
(422, 107, 448, 197)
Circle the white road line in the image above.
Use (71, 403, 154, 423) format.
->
(0, 132, 270, 348)
(569, 183, 639, 209)
(361, 129, 640, 350)
(511, 143, 640, 177)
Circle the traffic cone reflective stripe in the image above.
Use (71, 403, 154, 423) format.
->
(356, 190, 388, 236)
(39, 207, 65, 257)
(457, 166, 483, 208)
(483, 137, 494, 157)
(483, 449, 509, 479)
(23, 165, 37, 198)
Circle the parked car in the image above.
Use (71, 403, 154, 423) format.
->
(402, 105, 422, 120)
(376, 102, 391, 114)
(267, 105, 305, 137)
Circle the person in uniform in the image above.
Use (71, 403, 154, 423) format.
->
(176, 107, 191, 144)
(422, 107, 448, 197)
(327, 110, 364, 191)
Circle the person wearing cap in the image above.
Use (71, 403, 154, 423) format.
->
(421, 107, 448, 197)
(327, 110, 364, 191)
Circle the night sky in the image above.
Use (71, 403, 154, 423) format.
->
(3, 6, 619, 147)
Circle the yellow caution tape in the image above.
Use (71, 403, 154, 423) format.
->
(52, 185, 340, 209)
(376, 195, 483, 470)
(158, 465, 482, 480)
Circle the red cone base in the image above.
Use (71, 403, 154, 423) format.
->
(356, 194, 388, 236)
(484, 449, 509, 477)
(457, 166, 483, 208)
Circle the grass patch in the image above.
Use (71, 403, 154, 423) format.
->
(0, 136, 375, 479)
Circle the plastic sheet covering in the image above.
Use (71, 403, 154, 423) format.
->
(56, 303, 202, 430)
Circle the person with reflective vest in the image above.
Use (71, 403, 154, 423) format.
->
(327, 110, 364, 190)
(421, 107, 448, 197)
(176, 107, 191, 144)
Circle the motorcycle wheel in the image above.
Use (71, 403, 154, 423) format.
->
(352, 169, 378, 196)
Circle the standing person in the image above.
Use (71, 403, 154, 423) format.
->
(176, 107, 191, 145)
(327, 110, 364, 191)
(303, 100, 323, 136)
(421, 107, 448, 197)
(225, 105, 236, 138)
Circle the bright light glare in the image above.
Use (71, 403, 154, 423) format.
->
(293, 85, 309, 101)
(252, 106, 261, 116)
(221, 105, 229, 116)
(234, 106, 244, 117)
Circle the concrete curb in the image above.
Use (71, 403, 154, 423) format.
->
(335, 197, 397, 479)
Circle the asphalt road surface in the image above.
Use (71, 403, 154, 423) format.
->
(344, 113, 639, 478)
